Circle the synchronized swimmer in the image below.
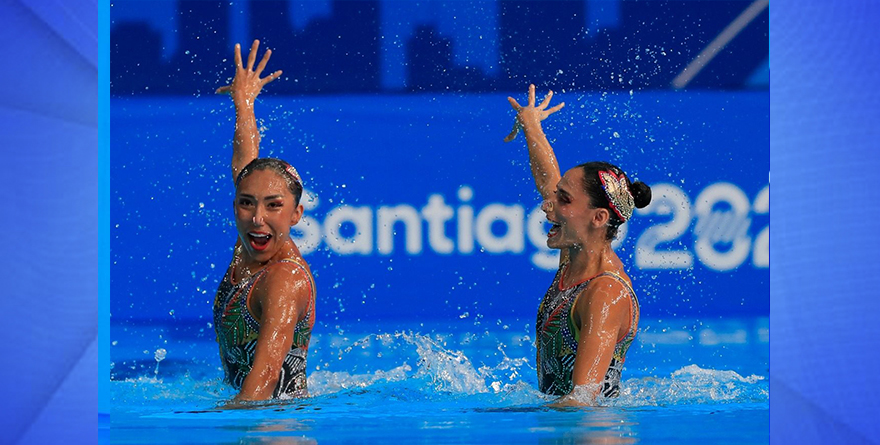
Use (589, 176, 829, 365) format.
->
(506, 85, 652, 405)
(209, 42, 651, 407)
(213, 41, 316, 404)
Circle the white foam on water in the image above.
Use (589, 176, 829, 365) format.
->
(112, 333, 767, 410)
(608, 364, 768, 406)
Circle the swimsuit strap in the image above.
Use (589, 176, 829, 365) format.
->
(276, 257, 316, 302)
(233, 256, 316, 322)
(592, 271, 640, 343)
(593, 271, 636, 300)
(248, 256, 315, 302)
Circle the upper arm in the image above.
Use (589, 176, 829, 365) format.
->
(254, 263, 311, 351)
(232, 148, 254, 185)
(570, 280, 630, 387)
(537, 173, 561, 202)
(237, 263, 311, 399)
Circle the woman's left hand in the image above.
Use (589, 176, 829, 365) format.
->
(547, 383, 602, 408)
(504, 84, 565, 142)
(548, 396, 586, 408)
(216, 39, 283, 107)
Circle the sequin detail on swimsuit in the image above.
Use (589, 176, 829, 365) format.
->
(535, 266, 639, 397)
(213, 257, 315, 397)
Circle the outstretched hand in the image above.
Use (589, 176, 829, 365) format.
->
(216, 40, 283, 106)
(504, 84, 565, 142)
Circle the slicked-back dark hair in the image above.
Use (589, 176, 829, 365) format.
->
(576, 161, 652, 241)
(235, 158, 303, 205)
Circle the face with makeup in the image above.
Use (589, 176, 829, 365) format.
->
(234, 168, 304, 263)
(541, 167, 611, 250)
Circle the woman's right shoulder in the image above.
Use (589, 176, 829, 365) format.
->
(254, 260, 314, 315)
(263, 258, 313, 290)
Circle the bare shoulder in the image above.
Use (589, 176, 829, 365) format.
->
(576, 275, 631, 313)
(254, 260, 313, 313)
(264, 260, 312, 292)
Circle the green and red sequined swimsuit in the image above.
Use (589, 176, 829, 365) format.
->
(213, 257, 315, 398)
(536, 265, 639, 397)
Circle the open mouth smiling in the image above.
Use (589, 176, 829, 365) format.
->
(546, 218, 562, 238)
(248, 232, 272, 251)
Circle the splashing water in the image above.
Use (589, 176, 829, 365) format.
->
(620, 364, 767, 405)
(113, 331, 766, 412)
(153, 348, 167, 376)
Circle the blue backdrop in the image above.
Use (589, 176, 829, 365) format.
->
(110, 0, 769, 326)
(111, 91, 768, 323)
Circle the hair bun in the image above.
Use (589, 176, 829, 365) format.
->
(630, 181, 652, 208)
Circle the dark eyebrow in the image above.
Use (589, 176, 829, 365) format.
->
(557, 186, 572, 199)
(237, 194, 284, 201)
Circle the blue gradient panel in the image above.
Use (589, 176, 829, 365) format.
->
(771, 1, 880, 444)
(0, 0, 97, 444)
(100, 0, 111, 429)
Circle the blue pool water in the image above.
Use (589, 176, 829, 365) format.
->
(110, 317, 768, 444)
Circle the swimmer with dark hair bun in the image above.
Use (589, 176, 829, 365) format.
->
(212, 40, 315, 404)
(505, 85, 652, 406)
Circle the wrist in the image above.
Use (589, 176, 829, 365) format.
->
(233, 100, 255, 111)
(518, 114, 542, 129)
(232, 93, 257, 109)
(521, 120, 544, 135)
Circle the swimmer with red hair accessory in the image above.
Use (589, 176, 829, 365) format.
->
(505, 85, 652, 406)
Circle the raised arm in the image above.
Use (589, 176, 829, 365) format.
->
(232, 264, 311, 402)
(505, 84, 566, 201)
(216, 40, 283, 182)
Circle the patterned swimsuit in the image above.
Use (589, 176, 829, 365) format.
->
(213, 256, 316, 398)
(535, 265, 639, 397)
